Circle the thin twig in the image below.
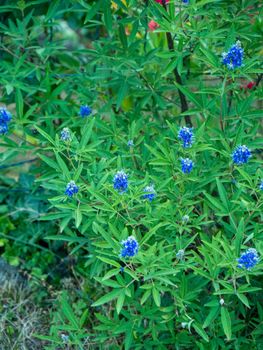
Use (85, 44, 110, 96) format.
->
(161, 1, 192, 126)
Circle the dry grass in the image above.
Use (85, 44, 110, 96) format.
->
(0, 281, 49, 350)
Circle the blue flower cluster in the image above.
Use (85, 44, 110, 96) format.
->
(120, 236, 139, 258)
(65, 180, 79, 197)
(178, 127, 194, 148)
(182, 0, 189, 3)
(113, 171, 128, 193)
(0, 107, 12, 135)
(143, 185, 156, 202)
(79, 105, 92, 118)
(232, 145, 251, 165)
(181, 158, 194, 174)
(60, 127, 71, 141)
(260, 180, 263, 191)
(222, 41, 244, 69)
(237, 248, 259, 270)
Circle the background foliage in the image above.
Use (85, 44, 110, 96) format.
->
(0, 0, 262, 349)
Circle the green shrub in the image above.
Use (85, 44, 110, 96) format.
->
(0, 0, 262, 349)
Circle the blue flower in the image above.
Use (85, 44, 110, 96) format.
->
(0, 108, 12, 122)
(79, 105, 92, 118)
(181, 158, 194, 174)
(222, 41, 244, 69)
(182, 0, 189, 3)
(237, 248, 259, 270)
(0, 108, 12, 135)
(0, 122, 8, 135)
(113, 170, 128, 193)
(178, 127, 194, 148)
(143, 184, 156, 202)
(232, 145, 251, 165)
(127, 140, 134, 147)
(65, 180, 79, 197)
(60, 128, 71, 141)
(120, 236, 139, 258)
(259, 180, 263, 191)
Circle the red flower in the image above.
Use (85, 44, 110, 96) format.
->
(148, 20, 160, 31)
(155, 0, 169, 3)
(246, 81, 256, 89)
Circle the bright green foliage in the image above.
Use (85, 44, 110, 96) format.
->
(0, 0, 262, 349)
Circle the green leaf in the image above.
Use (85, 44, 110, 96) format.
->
(221, 307, 232, 340)
(84, 0, 102, 22)
(203, 307, 219, 329)
(46, 235, 89, 244)
(204, 192, 226, 212)
(216, 178, 229, 211)
(193, 323, 209, 342)
(55, 152, 70, 179)
(152, 288, 161, 307)
(15, 88, 23, 119)
(116, 291, 125, 314)
(199, 47, 219, 67)
(237, 293, 250, 308)
(174, 82, 203, 109)
(141, 289, 151, 305)
(34, 125, 55, 146)
(61, 292, 79, 329)
(75, 207, 82, 228)
(103, 1, 112, 34)
(92, 289, 122, 307)
(93, 222, 118, 250)
(97, 256, 120, 268)
(234, 218, 244, 255)
(116, 80, 128, 110)
(37, 153, 59, 171)
(80, 118, 95, 149)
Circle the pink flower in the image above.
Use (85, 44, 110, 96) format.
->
(148, 20, 160, 31)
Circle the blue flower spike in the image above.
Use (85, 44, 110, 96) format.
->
(222, 41, 244, 70)
(79, 105, 92, 118)
(65, 180, 79, 197)
(232, 145, 251, 165)
(0, 107, 12, 135)
(143, 184, 156, 202)
(120, 236, 139, 258)
(60, 127, 71, 142)
(178, 127, 194, 148)
(181, 158, 194, 174)
(113, 170, 128, 193)
(237, 248, 259, 270)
